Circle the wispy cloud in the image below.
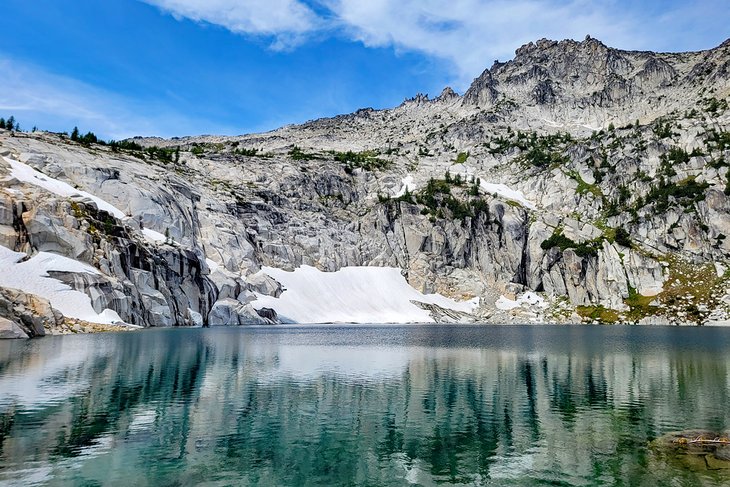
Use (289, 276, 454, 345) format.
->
(5, 1, 727, 138)
(140, 0, 729, 89)
(142, 0, 322, 48)
(0, 57, 236, 139)
(323, 0, 640, 87)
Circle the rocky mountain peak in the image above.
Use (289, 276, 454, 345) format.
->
(513, 35, 608, 59)
(400, 92, 430, 107)
(436, 86, 459, 101)
(460, 36, 729, 128)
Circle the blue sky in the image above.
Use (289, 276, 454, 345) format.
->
(0, 0, 727, 139)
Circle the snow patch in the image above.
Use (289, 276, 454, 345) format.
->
(0, 244, 122, 324)
(205, 258, 220, 272)
(448, 164, 536, 209)
(479, 181, 536, 210)
(253, 265, 478, 324)
(4, 156, 172, 240)
(495, 292, 546, 311)
(394, 174, 416, 197)
(4, 156, 125, 218)
(142, 228, 167, 243)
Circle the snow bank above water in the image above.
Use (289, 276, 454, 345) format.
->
(0, 245, 121, 324)
(254, 265, 478, 324)
(495, 292, 546, 311)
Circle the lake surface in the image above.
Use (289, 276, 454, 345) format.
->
(1, 325, 730, 486)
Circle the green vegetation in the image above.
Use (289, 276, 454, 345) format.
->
(233, 147, 260, 157)
(144, 146, 178, 164)
(623, 256, 728, 324)
(289, 146, 321, 161)
(540, 229, 602, 258)
(0, 115, 19, 131)
(702, 96, 729, 115)
(523, 145, 568, 167)
(518, 132, 572, 168)
(109, 139, 143, 152)
(381, 172, 490, 221)
(705, 129, 730, 152)
(580, 255, 730, 324)
(614, 227, 631, 247)
(109, 139, 181, 164)
(652, 118, 675, 139)
(455, 152, 469, 164)
(576, 305, 620, 323)
(622, 286, 659, 321)
(665, 146, 690, 165)
(444, 170, 466, 186)
(644, 178, 709, 213)
(486, 135, 513, 155)
(334, 150, 390, 172)
(567, 171, 602, 198)
(540, 222, 630, 257)
(70, 126, 101, 146)
(70, 201, 118, 241)
(486, 131, 573, 168)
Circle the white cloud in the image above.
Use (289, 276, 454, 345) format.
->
(323, 0, 641, 88)
(5, 1, 726, 138)
(141, 0, 728, 90)
(142, 0, 321, 48)
(137, 0, 651, 88)
(0, 57, 235, 139)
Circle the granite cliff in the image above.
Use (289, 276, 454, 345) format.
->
(1, 36, 729, 334)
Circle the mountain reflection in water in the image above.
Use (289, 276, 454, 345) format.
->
(1, 325, 730, 486)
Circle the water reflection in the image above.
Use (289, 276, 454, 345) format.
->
(0, 325, 730, 486)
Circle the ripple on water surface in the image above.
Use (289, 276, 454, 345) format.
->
(1, 325, 730, 486)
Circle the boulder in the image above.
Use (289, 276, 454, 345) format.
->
(208, 299, 272, 326)
(246, 273, 282, 297)
(0, 286, 64, 338)
(0, 317, 29, 339)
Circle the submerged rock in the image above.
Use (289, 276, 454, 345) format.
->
(650, 430, 730, 472)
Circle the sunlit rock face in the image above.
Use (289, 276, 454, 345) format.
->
(0, 36, 729, 327)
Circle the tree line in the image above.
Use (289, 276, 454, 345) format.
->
(0, 116, 20, 131)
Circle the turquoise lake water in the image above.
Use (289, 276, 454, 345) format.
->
(1, 325, 730, 486)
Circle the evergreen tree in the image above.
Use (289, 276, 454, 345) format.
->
(80, 131, 98, 145)
(6, 116, 15, 131)
(71, 126, 80, 141)
(0, 118, 5, 129)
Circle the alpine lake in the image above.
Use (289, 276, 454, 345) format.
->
(1, 324, 730, 486)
